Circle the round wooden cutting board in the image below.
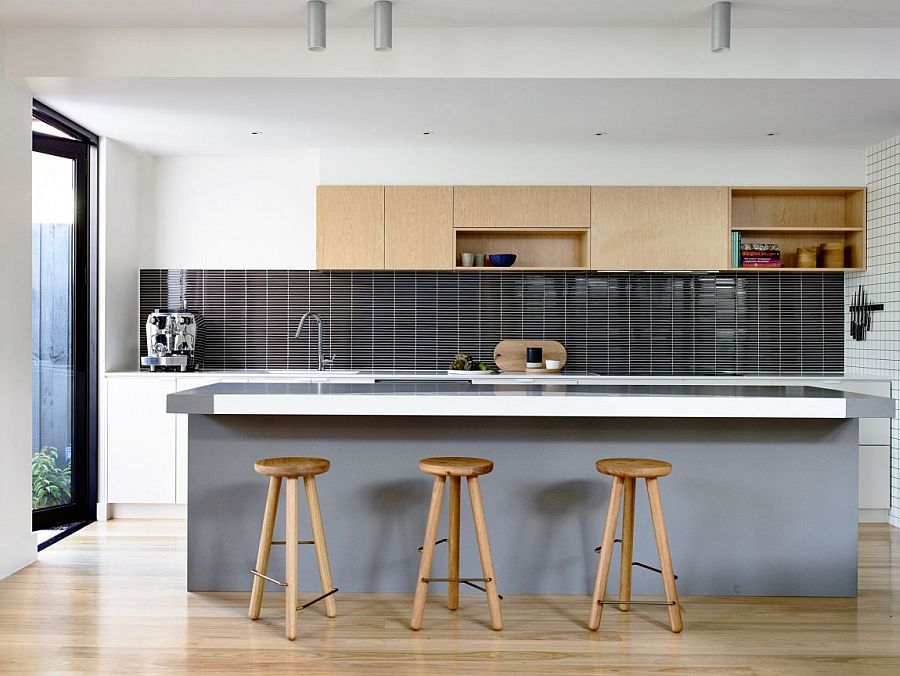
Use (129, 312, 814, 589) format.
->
(493, 340, 567, 373)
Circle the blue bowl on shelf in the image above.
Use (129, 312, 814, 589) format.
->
(488, 253, 517, 267)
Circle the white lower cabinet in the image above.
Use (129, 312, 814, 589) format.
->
(106, 377, 178, 503)
(859, 445, 891, 510)
(106, 376, 247, 505)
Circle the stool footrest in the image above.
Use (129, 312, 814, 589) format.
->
(297, 587, 339, 611)
(250, 569, 287, 587)
(417, 538, 448, 552)
(422, 577, 503, 600)
(594, 540, 679, 580)
(271, 540, 316, 545)
(596, 599, 677, 607)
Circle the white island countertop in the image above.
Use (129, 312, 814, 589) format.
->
(167, 381, 894, 419)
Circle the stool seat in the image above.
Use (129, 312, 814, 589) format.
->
(254, 457, 330, 478)
(418, 457, 494, 477)
(596, 458, 672, 479)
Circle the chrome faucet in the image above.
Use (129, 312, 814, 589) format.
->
(294, 312, 336, 371)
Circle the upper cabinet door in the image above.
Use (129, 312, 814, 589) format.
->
(385, 186, 453, 269)
(454, 186, 590, 229)
(316, 186, 385, 269)
(591, 187, 729, 270)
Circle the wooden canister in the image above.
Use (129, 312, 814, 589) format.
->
(797, 247, 818, 268)
(821, 242, 845, 268)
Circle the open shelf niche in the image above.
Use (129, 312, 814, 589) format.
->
(453, 228, 590, 270)
(729, 187, 866, 270)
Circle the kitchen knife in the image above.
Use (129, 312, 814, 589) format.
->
(862, 287, 869, 334)
(861, 287, 867, 339)
(857, 286, 863, 340)
(851, 287, 859, 340)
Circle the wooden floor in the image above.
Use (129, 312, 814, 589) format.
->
(1, 521, 900, 674)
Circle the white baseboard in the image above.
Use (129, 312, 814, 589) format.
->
(0, 532, 37, 580)
(96, 502, 110, 521)
(109, 503, 187, 519)
(859, 508, 889, 523)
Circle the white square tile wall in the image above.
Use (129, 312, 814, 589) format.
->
(846, 135, 900, 527)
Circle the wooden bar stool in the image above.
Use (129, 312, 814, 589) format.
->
(589, 457, 683, 633)
(410, 457, 503, 631)
(248, 456, 338, 641)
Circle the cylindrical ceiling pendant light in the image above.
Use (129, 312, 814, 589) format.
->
(374, 0, 392, 51)
(711, 1, 731, 53)
(308, 0, 326, 52)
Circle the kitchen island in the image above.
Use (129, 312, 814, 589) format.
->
(168, 381, 893, 597)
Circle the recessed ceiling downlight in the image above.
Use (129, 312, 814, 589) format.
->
(767, 132, 780, 136)
(422, 131, 433, 135)
(250, 131, 263, 135)
(594, 132, 606, 136)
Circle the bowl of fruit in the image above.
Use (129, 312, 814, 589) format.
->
(447, 353, 496, 375)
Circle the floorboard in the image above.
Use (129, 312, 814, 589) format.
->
(1, 520, 899, 674)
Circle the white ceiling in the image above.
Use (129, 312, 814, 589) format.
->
(27, 77, 900, 156)
(3, 0, 900, 28)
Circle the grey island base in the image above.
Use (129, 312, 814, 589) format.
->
(168, 382, 895, 597)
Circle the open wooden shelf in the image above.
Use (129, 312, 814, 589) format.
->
(730, 187, 866, 271)
(454, 228, 590, 270)
(730, 226, 863, 233)
(728, 267, 857, 273)
(454, 266, 588, 271)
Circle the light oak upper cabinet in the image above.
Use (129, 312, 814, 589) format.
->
(454, 186, 590, 229)
(591, 187, 729, 270)
(316, 186, 385, 269)
(384, 186, 453, 269)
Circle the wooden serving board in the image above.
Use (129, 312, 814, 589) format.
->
(493, 340, 567, 373)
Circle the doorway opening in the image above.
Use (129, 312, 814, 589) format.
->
(31, 101, 98, 544)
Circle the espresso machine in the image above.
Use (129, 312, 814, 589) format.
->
(140, 303, 198, 372)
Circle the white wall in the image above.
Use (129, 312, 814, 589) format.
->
(5, 26, 900, 80)
(319, 144, 866, 186)
(101, 139, 150, 371)
(846, 136, 900, 528)
(139, 153, 319, 269)
(0, 32, 37, 578)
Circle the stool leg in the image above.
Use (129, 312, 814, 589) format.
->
(285, 477, 299, 641)
(646, 477, 683, 633)
(304, 475, 337, 619)
(448, 476, 461, 611)
(467, 476, 502, 631)
(410, 475, 446, 630)
(588, 476, 624, 631)
(618, 477, 636, 612)
(249, 476, 281, 620)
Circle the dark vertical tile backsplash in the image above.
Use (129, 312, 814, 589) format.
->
(138, 269, 844, 375)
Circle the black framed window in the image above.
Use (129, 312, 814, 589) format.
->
(31, 101, 98, 534)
